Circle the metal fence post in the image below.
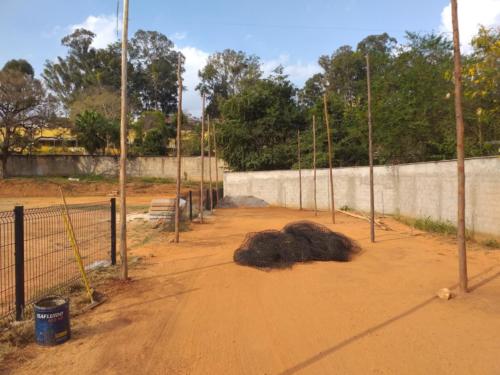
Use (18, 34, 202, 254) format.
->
(189, 191, 193, 221)
(14, 206, 25, 321)
(110, 198, 117, 266)
(205, 189, 210, 210)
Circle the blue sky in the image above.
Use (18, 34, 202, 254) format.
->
(1, 0, 499, 115)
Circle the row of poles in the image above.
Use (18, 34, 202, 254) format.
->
(302, 55, 373, 238)
(176, 59, 221, 238)
(117, 0, 468, 293)
(199, 94, 221, 225)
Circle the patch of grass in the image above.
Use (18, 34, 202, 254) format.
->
(0, 320, 34, 362)
(393, 215, 474, 240)
(413, 217, 457, 236)
(136, 176, 176, 184)
(482, 239, 500, 249)
(340, 205, 352, 211)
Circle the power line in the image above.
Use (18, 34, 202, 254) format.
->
(174, 20, 450, 35)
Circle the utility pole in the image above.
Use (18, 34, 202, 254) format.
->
(312, 115, 317, 216)
(199, 94, 205, 224)
(174, 53, 183, 243)
(366, 54, 375, 243)
(451, 0, 468, 293)
(213, 120, 220, 203)
(297, 129, 302, 210)
(208, 115, 213, 213)
(323, 94, 335, 224)
(119, 0, 129, 280)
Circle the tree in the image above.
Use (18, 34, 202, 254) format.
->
(3, 59, 35, 77)
(463, 26, 500, 155)
(357, 33, 397, 57)
(43, 29, 179, 115)
(130, 111, 176, 155)
(43, 29, 105, 105)
(197, 49, 262, 116)
(0, 67, 52, 177)
(299, 73, 325, 108)
(69, 86, 121, 123)
(372, 33, 455, 163)
(74, 110, 119, 155)
(319, 45, 364, 105)
(130, 30, 181, 114)
(217, 71, 303, 171)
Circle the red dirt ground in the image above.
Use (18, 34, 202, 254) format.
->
(0, 178, 196, 211)
(4, 207, 500, 374)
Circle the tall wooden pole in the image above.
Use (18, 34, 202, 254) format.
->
(119, 0, 129, 280)
(199, 94, 205, 224)
(366, 54, 375, 243)
(297, 129, 302, 210)
(323, 94, 336, 224)
(213, 120, 220, 203)
(174, 54, 183, 243)
(451, 0, 468, 293)
(207, 115, 213, 213)
(312, 115, 317, 216)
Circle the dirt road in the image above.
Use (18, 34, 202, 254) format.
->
(7, 208, 500, 374)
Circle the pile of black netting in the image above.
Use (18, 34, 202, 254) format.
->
(233, 220, 360, 268)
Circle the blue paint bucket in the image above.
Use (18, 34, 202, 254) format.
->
(34, 296, 71, 346)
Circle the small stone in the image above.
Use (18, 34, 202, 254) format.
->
(437, 288, 452, 300)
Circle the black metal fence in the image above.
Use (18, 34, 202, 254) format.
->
(0, 199, 116, 320)
(187, 187, 224, 221)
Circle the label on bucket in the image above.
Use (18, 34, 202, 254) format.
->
(37, 311, 65, 320)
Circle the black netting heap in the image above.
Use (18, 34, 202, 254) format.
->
(234, 220, 360, 268)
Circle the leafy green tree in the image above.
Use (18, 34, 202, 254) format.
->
(3, 59, 35, 77)
(130, 30, 181, 114)
(372, 33, 455, 163)
(43, 29, 104, 104)
(0, 66, 53, 177)
(74, 110, 119, 155)
(217, 70, 303, 171)
(131, 111, 176, 155)
(319, 46, 365, 106)
(299, 73, 324, 108)
(182, 125, 201, 156)
(463, 26, 500, 155)
(69, 86, 121, 123)
(141, 128, 168, 155)
(197, 49, 262, 116)
(357, 33, 398, 57)
(43, 29, 179, 115)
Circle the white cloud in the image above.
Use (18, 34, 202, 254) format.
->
(71, 14, 121, 48)
(173, 32, 187, 41)
(439, 0, 500, 52)
(175, 46, 209, 117)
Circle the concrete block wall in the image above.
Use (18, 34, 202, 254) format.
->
(6, 155, 225, 182)
(224, 156, 500, 237)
